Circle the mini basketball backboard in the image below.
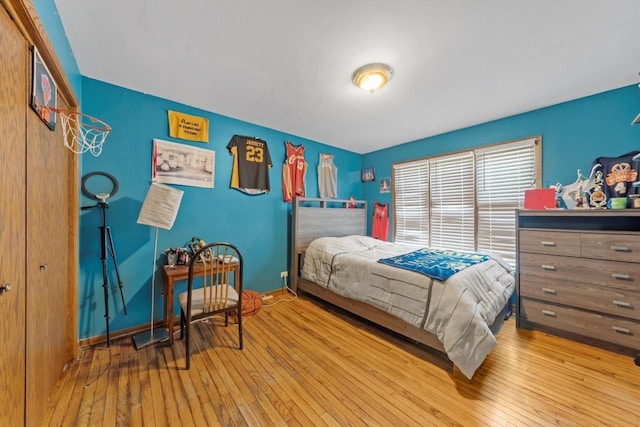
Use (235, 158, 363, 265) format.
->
(30, 45, 57, 131)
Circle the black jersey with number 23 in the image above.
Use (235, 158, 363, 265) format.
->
(227, 135, 272, 195)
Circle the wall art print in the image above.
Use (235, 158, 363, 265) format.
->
(152, 138, 215, 188)
(361, 167, 375, 182)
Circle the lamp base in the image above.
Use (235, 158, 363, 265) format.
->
(132, 328, 169, 350)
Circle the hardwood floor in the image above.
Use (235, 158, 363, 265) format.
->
(42, 293, 640, 426)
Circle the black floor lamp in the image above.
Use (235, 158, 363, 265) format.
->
(132, 182, 184, 350)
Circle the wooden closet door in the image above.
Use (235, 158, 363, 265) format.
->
(25, 96, 73, 427)
(0, 5, 28, 427)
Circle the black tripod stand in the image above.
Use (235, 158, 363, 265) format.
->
(81, 171, 126, 347)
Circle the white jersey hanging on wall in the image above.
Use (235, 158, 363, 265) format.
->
(318, 153, 337, 198)
(227, 135, 272, 195)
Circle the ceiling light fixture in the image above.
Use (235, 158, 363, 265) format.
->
(352, 63, 393, 93)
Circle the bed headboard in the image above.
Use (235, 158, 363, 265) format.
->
(290, 197, 367, 290)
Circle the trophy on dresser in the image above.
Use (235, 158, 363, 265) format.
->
(589, 171, 607, 209)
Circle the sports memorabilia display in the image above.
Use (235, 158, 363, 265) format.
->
(168, 110, 209, 143)
(227, 135, 272, 195)
(371, 201, 389, 241)
(318, 153, 337, 198)
(591, 151, 640, 199)
(282, 141, 307, 202)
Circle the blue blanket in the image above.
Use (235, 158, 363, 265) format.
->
(378, 248, 489, 281)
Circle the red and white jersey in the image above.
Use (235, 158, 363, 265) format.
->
(282, 141, 307, 202)
(371, 201, 389, 241)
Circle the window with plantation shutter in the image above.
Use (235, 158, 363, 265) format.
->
(476, 138, 537, 267)
(393, 160, 429, 244)
(393, 137, 540, 266)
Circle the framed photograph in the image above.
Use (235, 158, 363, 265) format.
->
(380, 178, 391, 193)
(30, 46, 57, 131)
(152, 138, 215, 188)
(361, 167, 375, 182)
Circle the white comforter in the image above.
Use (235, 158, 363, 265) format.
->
(301, 235, 515, 379)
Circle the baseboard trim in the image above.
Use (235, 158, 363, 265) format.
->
(79, 320, 167, 348)
(79, 287, 287, 348)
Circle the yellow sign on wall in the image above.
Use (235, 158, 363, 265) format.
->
(168, 110, 209, 143)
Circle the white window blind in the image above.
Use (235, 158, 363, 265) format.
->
(476, 138, 537, 267)
(393, 160, 429, 245)
(429, 152, 475, 251)
(393, 137, 539, 266)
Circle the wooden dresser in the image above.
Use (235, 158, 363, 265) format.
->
(516, 209, 640, 355)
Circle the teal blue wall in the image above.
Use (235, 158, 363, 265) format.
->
(79, 78, 363, 339)
(362, 85, 640, 239)
(33, 0, 640, 341)
(33, 0, 82, 104)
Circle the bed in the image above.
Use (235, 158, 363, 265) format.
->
(290, 197, 515, 379)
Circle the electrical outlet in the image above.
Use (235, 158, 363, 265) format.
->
(280, 271, 288, 278)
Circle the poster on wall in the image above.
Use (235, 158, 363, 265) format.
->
(152, 138, 215, 188)
(168, 110, 209, 142)
(361, 167, 375, 182)
(30, 46, 57, 131)
(380, 178, 391, 193)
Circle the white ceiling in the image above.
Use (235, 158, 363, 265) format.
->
(53, 0, 640, 154)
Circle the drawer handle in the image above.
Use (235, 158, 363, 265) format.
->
(541, 264, 556, 271)
(611, 273, 630, 280)
(612, 300, 632, 308)
(542, 287, 557, 294)
(610, 245, 630, 252)
(541, 309, 556, 317)
(540, 241, 556, 247)
(612, 326, 631, 334)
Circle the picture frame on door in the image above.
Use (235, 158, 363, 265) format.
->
(30, 46, 57, 131)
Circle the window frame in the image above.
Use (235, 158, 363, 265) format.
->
(392, 136, 542, 264)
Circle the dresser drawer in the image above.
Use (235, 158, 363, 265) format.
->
(521, 299, 640, 350)
(519, 253, 640, 292)
(580, 233, 640, 263)
(519, 275, 640, 320)
(519, 230, 580, 256)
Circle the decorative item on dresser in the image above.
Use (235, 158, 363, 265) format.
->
(516, 209, 640, 362)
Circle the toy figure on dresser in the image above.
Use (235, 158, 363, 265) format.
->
(552, 183, 563, 208)
(556, 166, 597, 209)
(633, 153, 640, 195)
(573, 169, 589, 208)
(589, 171, 607, 209)
(575, 190, 586, 208)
